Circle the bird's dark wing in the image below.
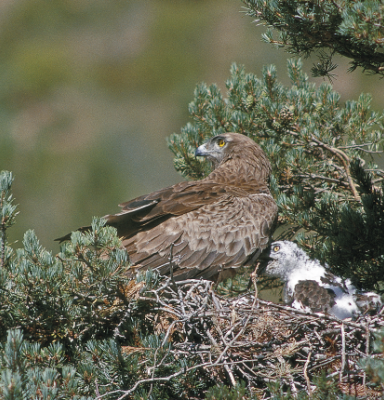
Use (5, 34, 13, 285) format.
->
(294, 280, 336, 313)
(55, 181, 236, 242)
(111, 181, 231, 233)
(55, 197, 160, 242)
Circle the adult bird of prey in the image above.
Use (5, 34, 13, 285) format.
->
(57, 132, 278, 283)
(263, 240, 382, 319)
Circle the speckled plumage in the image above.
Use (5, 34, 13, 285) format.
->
(263, 241, 382, 319)
(57, 133, 278, 282)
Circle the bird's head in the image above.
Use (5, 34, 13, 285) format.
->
(263, 240, 308, 280)
(195, 133, 235, 167)
(195, 132, 272, 183)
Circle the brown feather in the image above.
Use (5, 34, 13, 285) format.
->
(294, 280, 336, 313)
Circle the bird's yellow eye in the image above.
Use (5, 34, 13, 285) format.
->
(273, 245, 280, 252)
(218, 139, 225, 147)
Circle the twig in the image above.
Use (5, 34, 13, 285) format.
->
(363, 322, 370, 395)
(0, 192, 5, 268)
(340, 323, 346, 383)
(95, 379, 100, 398)
(168, 243, 177, 290)
(147, 347, 159, 398)
(338, 143, 376, 149)
(294, 173, 349, 187)
(303, 351, 312, 395)
(224, 360, 237, 387)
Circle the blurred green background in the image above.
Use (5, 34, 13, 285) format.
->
(1, 0, 383, 251)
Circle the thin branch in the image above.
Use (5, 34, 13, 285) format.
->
(340, 323, 346, 383)
(0, 192, 5, 268)
(303, 350, 312, 395)
(294, 173, 349, 186)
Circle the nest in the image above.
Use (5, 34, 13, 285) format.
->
(123, 274, 384, 399)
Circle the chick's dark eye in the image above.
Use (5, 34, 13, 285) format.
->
(273, 245, 280, 252)
(217, 139, 225, 147)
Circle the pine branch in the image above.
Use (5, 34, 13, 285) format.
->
(243, 0, 384, 76)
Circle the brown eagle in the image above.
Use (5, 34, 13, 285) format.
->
(57, 133, 278, 282)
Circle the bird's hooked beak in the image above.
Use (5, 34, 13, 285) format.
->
(195, 142, 209, 157)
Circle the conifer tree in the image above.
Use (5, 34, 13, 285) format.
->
(243, 0, 384, 77)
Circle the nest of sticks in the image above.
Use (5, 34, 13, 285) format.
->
(123, 271, 384, 399)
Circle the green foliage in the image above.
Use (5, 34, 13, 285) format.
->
(360, 329, 384, 390)
(306, 374, 342, 400)
(243, 0, 384, 76)
(267, 373, 356, 400)
(205, 381, 254, 400)
(0, 171, 17, 270)
(169, 59, 384, 292)
(3, 221, 135, 347)
(0, 329, 89, 400)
